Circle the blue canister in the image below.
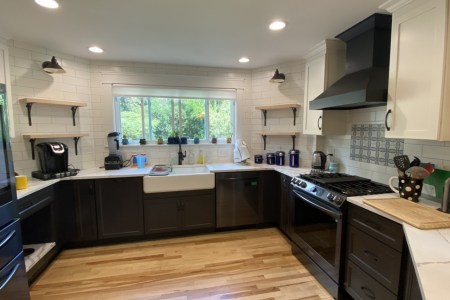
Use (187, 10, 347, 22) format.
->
(254, 155, 263, 164)
(266, 153, 275, 165)
(275, 151, 285, 166)
(289, 149, 300, 168)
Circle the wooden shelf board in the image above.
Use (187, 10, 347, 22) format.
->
(258, 131, 300, 136)
(23, 133, 89, 139)
(255, 103, 301, 110)
(20, 97, 88, 107)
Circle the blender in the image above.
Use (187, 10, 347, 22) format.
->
(104, 132, 123, 170)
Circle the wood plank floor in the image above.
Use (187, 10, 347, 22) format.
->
(30, 228, 333, 300)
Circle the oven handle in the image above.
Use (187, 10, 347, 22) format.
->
(292, 189, 342, 220)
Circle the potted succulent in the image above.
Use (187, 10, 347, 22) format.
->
(173, 131, 180, 144)
(226, 136, 232, 144)
(167, 131, 176, 144)
(211, 135, 217, 144)
(122, 135, 129, 145)
(194, 137, 200, 144)
(181, 136, 188, 144)
(157, 136, 164, 145)
(139, 138, 147, 145)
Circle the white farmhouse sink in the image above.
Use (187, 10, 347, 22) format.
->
(143, 165, 215, 193)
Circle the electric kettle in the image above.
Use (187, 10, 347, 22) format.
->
(312, 151, 326, 170)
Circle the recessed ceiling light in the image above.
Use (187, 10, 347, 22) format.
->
(239, 57, 250, 63)
(89, 46, 104, 53)
(269, 20, 287, 31)
(34, 0, 59, 9)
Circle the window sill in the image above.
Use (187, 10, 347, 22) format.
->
(110, 143, 234, 148)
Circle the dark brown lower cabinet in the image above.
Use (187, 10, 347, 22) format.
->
(95, 177, 144, 239)
(143, 190, 215, 234)
(278, 173, 291, 234)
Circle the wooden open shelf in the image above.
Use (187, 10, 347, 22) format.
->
(20, 97, 88, 126)
(23, 133, 89, 160)
(255, 103, 301, 126)
(257, 131, 300, 150)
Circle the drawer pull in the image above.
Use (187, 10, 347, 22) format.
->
(0, 263, 20, 291)
(363, 250, 379, 262)
(0, 230, 16, 249)
(361, 286, 376, 299)
(364, 219, 381, 231)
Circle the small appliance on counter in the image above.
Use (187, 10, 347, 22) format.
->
(311, 150, 326, 170)
(104, 132, 123, 170)
(233, 139, 250, 164)
(32, 142, 77, 180)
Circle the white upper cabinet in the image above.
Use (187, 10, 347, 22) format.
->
(382, 0, 450, 140)
(302, 39, 347, 135)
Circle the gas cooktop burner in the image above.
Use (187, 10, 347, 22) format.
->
(291, 172, 391, 208)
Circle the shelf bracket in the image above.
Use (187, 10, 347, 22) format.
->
(262, 110, 267, 126)
(26, 103, 33, 126)
(291, 107, 297, 125)
(291, 135, 296, 150)
(73, 137, 81, 155)
(71, 106, 79, 126)
(29, 139, 36, 160)
(262, 135, 267, 150)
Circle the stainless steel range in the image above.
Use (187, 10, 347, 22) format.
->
(288, 172, 391, 299)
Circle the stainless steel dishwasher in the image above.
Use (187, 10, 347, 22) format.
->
(216, 172, 261, 228)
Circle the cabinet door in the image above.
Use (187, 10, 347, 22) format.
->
(70, 180, 97, 242)
(96, 178, 144, 239)
(182, 194, 215, 230)
(385, 0, 447, 140)
(144, 198, 180, 234)
(303, 55, 326, 135)
(279, 174, 291, 234)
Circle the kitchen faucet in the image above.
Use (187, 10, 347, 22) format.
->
(177, 137, 186, 165)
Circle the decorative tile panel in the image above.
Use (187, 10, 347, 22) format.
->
(350, 124, 404, 167)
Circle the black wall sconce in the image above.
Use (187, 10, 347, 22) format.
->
(269, 69, 285, 83)
(42, 56, 66, 74)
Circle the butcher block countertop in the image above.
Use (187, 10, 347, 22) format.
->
(349, 195, 450, 300)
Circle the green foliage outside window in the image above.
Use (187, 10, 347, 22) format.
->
(116, 96, 234, 143)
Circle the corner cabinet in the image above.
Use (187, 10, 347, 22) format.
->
(303, 39, 347, 135)
(382, 0, 450, 140)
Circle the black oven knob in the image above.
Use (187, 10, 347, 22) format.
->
(300, 181, 307, 188)
(334, 196, 344, 205)
(311, 187, 317, 193)
(327, 193, 334, 201)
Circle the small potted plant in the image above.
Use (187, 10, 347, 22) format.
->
(181, 136, 188, 144)
(168, 131, 176, 144)
(122, 135, 129, 145)
(157, 136, 164, 145)
(211, 135, 217, 144)
(226, 136, 232, 144)
(194, 137, 200, 144)
(173, 131, 180, 144)
(139, 138, 147, 145)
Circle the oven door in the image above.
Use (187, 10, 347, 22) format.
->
(289, 187, 343, 284)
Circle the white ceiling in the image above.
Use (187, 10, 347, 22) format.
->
(0, 0, 387, 69)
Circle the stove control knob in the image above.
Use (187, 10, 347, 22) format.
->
(311, 187, 317, 193)
(300, 181, 307, 188)
(334, 197, 344, 205)
(327, 193, 334, 201)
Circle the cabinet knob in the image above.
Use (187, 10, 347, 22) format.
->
(385, 109, 392, 131)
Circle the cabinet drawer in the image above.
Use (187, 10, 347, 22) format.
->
(348, 204, 403, 251)
(347, 225, 401, 293)
(345, 260, 396, 300)
(0, 253, 30, 300)
(0, 219, 22, 271)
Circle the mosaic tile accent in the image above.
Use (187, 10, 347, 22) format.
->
(350, 124, 404, 167)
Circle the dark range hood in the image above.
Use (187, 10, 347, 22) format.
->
(310, 14, 392, 110)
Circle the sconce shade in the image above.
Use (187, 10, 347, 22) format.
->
(270, 69, 285, 83)
(42, 56, 66, 74)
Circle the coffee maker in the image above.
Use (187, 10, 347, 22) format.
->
(104, 132, 123, 170)
(32, 142, 77, 180)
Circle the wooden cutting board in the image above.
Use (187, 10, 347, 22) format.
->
(363, 198, 450, 229)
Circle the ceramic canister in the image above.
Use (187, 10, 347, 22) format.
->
(254, 155, 263, 164)
(266, 153, 275, 165)
(275, 151, 285, 166)
(289, 149, 300, 168)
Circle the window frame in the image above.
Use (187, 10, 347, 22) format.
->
(114, 95, 235, 144)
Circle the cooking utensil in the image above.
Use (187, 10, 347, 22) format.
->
(410, 156, 421, 167)
(393, 155, 410, 177)
(405, 166, 431, 179)
(422, 163, 435, 174)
